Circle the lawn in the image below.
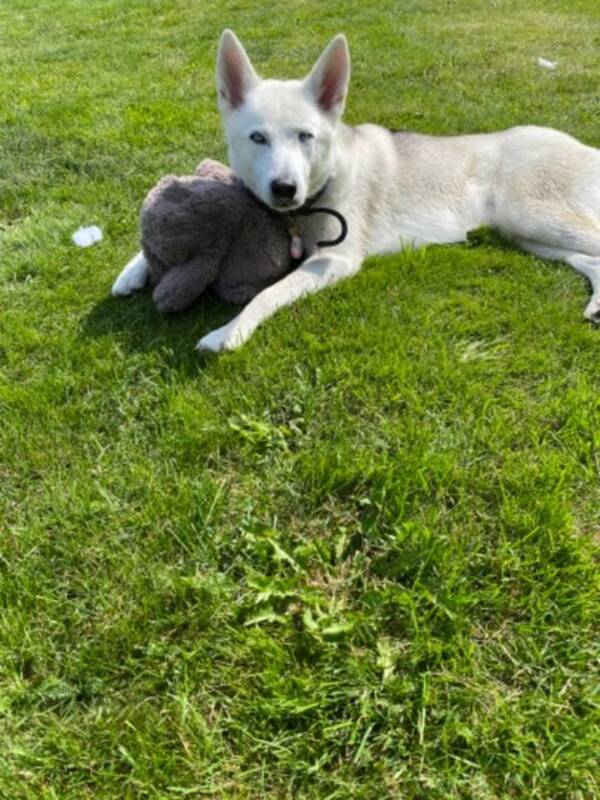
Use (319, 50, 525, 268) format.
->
(1, 0, 599, 797)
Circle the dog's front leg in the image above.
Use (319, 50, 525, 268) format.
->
(196, 252, 360, 352)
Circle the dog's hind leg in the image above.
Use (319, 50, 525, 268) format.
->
(515, 238, 600, 322)
(112, 251, 150, 296)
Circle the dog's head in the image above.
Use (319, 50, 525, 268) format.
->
(215, 30, 350, 211)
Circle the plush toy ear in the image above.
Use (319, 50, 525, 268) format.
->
(303, 34, 350, 117)
(216, 29, 260, 111)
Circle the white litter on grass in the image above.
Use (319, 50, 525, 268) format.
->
(537, 57, 558, 70)
(72, 225, 103, 247)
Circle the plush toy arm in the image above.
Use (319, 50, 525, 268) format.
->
(152, 256, 218, 313)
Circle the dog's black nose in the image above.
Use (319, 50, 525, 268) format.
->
(270, 180, 297, 203)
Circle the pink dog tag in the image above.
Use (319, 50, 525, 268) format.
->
(290, 233, 303, 260)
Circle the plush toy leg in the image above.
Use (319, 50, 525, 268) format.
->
(152, 258, 215, 313)
(214, 283, 263, 305)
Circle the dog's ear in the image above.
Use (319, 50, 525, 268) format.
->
(303, 34, 350, 117)
(216, 30, 260, 110)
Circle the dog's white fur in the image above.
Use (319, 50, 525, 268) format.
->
(113, 30, 600, 352)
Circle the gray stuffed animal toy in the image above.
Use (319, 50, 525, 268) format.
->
(140, 159, 292, 312)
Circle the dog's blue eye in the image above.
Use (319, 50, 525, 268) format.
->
(299, 131, 314, 143)
(250, 132, 268, 145)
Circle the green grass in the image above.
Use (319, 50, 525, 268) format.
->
(1, 0, 600, 797)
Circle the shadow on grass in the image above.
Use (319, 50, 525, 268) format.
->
(80, 289, 237, 372)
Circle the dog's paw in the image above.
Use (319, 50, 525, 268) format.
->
(584, 297, 600, 323)
(196, 322, 247, 353)
(112, 254, 149, 296)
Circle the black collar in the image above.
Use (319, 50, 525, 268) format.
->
(299, 182, 329, 210)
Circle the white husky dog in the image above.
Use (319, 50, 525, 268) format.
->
(113, 30, 600, 352)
